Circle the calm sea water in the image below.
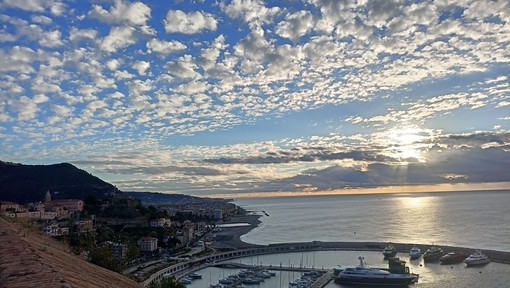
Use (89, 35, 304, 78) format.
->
(186, 191, 510, 288)
(235, 191, 510, 252)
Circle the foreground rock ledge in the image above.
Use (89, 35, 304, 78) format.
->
(0, 218, 140, 288)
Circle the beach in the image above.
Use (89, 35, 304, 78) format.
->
(209, 212, 262, 249)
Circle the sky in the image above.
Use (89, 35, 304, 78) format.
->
(1, 0, 510, 198)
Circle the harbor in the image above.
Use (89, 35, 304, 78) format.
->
(143, 241, 510, 287)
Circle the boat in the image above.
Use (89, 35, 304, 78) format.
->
(464, 250, 490, 266)
(334, 256, 418, 286)
(423, 246, 444, 262)
(409, 246, 421, 260)
(383, 244, 398, 258)
(439, 251, 467, 264)
(187, 272, 202, 279)
(179, 277, 192, 284)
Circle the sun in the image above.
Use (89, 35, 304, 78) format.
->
(387, 126, 426, 162)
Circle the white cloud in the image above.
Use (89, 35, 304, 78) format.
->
(9, 95, 40, 120)
(39, 30, 64, 48)
(146, 38, 186, 55)
(132, 60, 150, 76)
(106, 59, 120, 70)
(89, 0, 151, 26)
(164, 10, 218, 34)
(100, 26, 137, 53)
(31, 15, 52, 25)
(2, 0, 45, 12)
(165, 55, 202, 80)
(69, 27, 98, 43)
(276, 11, 316, 41)
(220, 0, 281, 27)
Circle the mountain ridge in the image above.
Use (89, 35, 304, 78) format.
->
(0, 160, 120, 204)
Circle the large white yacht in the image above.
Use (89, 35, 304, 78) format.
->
(464, 250, 490, 266)
(334, 256, 418, 286)
(409, 246, 422, 259)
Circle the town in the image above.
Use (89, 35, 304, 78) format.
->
(0, 190, 242, 283)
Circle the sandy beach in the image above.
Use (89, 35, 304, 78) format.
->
(209, 212, 263, 249)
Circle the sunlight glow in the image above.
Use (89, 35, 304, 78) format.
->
(387, 126, 426, 162)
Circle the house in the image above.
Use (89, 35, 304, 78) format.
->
(42, 223, 69, 237)
(150, 218, 171, 228)
(0, 201, 20, 212)
(137, 237, 158, 252)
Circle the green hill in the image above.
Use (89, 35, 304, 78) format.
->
(0, 161, 120, 204)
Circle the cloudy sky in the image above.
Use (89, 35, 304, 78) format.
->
(1, 0, 510, 198)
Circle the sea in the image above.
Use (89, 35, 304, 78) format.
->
(186, 191, 510, 288)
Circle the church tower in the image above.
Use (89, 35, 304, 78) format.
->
(44, 191, 52, 203)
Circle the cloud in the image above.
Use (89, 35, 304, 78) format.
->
(164, 10, 218, 34)
(220, 0, 280, 27)
(276, 10, 316, 41)
(89, 0, 151, 26)
(100, 26, 137, 53)
(146, 38, 186, 55)
(132, 60, 150, 76)
(2, 0, 45, 12)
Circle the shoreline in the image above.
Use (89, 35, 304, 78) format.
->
(210, 212, 263, 249)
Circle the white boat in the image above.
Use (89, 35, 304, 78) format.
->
(409, 246, 421, 259)
(334, 256, 418, 286)
(383, 244, 398, 257)
(464, 250, 490, 266)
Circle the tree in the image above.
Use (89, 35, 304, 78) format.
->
(150, 276, 186, 288)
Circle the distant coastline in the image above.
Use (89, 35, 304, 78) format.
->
(210, 212, 262, 249)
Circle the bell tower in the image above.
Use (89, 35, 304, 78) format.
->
(44, 191, 52, 203)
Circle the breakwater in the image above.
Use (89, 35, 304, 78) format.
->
(142, 241, 510, 287)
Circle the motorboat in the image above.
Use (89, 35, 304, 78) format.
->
(423, 246, 444, 262)
(187, 272, 202, 279)
(409, 246, 421, 260)
(179, 277, 192, 284)
(334, 256, 418, 286)
(383, 244, 398, 258)
(439, 251, 467, 264)
(464, 250, 490, 266)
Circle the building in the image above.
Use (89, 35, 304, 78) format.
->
(137, 237, 158, 252)
(106, 242, 128, 261)
(42, 223, 69, 237)
(212, 209, 223, 220)
(150, 218, 171, 228)
(75, 219, 94, 233)
(50, 199, 84, 212)
(0, 201, 20, 212)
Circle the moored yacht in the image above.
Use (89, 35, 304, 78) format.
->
(334, 256, 418, 286)
(439, 251, 467, 264)
(423, 246, 444, 262)
(409, 246, 421, 260)
(464, 250, 490, 266)
(383, 244, 398, 258)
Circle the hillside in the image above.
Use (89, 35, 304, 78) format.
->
(0, 218, 140, 288)
(0, 161, 120, 204)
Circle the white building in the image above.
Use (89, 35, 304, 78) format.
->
(137, 237, 158, 252)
